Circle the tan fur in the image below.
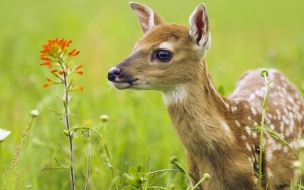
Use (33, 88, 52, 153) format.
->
(108, 2, 304, 189)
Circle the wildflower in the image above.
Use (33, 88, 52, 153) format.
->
(0, 128, 11, 142)
(30, 110, 39, 118)
(100, 115, 109, 122)
(83, 119, 93, 126)
(40, 38, 85, 91)
(40, 38, 80, 69)
(43, 78, 53, 88)
(170, 156, 178, 164)
(203, 173, 210, 180)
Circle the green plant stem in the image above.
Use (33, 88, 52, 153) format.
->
(174, 161, 195, 189)
(68, 126, 117, 189)
(258, 72, 270, 189)
(24, 117, 34, 155)
(144, 169, 180, 177)
(63, 70, 75, 190)
(192, 175, 208, 190)
(104, 145, 115, 178)
(84, 131, 91, 190)
(0, 142, 2, 173)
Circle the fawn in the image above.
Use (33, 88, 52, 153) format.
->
(107, 2, 304, 189)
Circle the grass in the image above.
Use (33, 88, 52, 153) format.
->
(0, 0, 304, 189)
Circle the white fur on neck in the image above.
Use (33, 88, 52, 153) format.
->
(163, 86, 187, 105)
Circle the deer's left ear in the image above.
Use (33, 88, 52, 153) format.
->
(129, 2, 167, 34)
(189, 4, 211, 50)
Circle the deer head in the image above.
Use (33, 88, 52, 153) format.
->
(108, 2, 211, 92)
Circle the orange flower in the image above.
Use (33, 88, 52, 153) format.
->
(40, 62, 53, 68)
(75, 65, 83, 75)
(43, 78, 53, 88)
(40, 38, 80, 68)
(78, 86, 86, 92)
(68, 49, 80, 57)
(51, 69, 64, 75)
(40, 38, 84, 91)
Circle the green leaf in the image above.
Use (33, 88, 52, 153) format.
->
(121, 185, 137, 190)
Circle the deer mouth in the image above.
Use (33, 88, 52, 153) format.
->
(111, 79, 139, 90)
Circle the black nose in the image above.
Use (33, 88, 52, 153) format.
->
(107, 67, 121, 81)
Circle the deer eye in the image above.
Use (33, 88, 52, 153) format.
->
(156, 50, 172, 62)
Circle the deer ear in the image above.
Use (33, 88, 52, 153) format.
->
(189, 4, 211, 50)
(129, 2, 167, 34)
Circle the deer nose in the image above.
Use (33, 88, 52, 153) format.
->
(107, 67, 121, 81)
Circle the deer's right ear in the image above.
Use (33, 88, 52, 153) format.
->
(189, 4, 211, 50)
(129, 2, 167, 34)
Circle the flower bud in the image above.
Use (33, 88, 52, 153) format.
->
(260, 69, 269, 77)
(63, 130, 69, 137)
(170, 156, 178, 164)
(299, 140, 304, 150)
(30, 110, 39, 117)
(293, 161, 302, 169)
(203, 173, 210, 180)
(100, 115, 109, 122)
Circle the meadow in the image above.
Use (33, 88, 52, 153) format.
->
(0, 0, 304, 189)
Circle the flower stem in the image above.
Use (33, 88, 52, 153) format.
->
(0, 142, 2, 173)
(24, 117, 34, 156)
(84, 131, 91, 190)
(63, 71, 75, 190)
(258, 71, 271, 189)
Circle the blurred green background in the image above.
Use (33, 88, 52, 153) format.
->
(0, 0, 303, 189)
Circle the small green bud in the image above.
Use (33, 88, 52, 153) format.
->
(203, 173, 210, 180)
(293, 161, 302, 169)
(63, 130, 74, 138)
(100, 115, 109, 122)
(299, 140, 304, 150)
(260, 69, 269, 77)
(30, 110, 39, 117)
(63, 130, 69, 137)
(170, 156, 178, 164)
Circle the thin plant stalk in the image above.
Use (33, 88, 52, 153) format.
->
(24, 117, 34, 155)
(63, 67, 75, 190)
(68, 126, 117, 189)
(0, 142, 2, 173)
(40, 38, 83, 190)
(84, 130, 91, 190)
(258, 70, 271, 189)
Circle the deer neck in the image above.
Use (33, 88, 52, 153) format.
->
(163, 59, 234, 157)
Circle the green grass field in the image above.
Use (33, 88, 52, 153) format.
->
(1, 0, 304, 189)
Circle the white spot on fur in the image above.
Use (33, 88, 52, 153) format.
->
(235, 120, 241, 127)
(267, 168, 273, 178)
(231, 106, 238, 112)
(245, 126, 251, 135)
(163, 86, 187, 105)
(283, 146, 289, 153)
(246, 143, 251, 152)
(251, 107, 257, 115)
(248, 116, 252, 121)
(249, 94, 256, 100)
(266, 150, 273, 162)
(220, 120, 232, 136)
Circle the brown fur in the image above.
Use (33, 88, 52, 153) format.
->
(108, 2, 304, 189)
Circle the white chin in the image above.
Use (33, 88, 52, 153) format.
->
(111, 81, 131, 90)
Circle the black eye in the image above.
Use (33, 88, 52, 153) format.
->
(156, 50, 172, 62)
